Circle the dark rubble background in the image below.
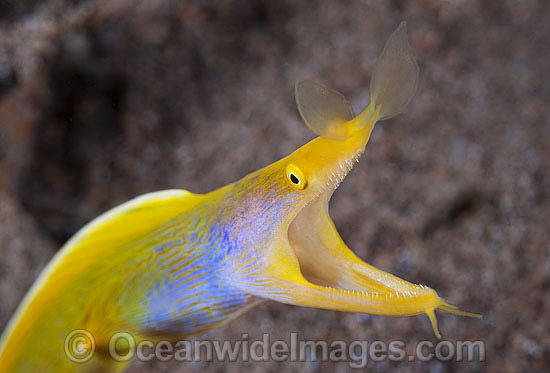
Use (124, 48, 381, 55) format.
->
(0, 0, 548, 371)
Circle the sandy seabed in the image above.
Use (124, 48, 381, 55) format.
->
(0, 1, 548, 371)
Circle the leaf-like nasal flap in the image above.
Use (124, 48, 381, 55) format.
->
(369, 21, 419, 121)
(295, 79, 355, 141)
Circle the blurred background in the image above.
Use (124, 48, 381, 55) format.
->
(0, 0, 548, 371)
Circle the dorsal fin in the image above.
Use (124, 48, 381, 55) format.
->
(0, 189, 202, 370)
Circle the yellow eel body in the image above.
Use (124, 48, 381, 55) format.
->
(0, 22, 480, 372)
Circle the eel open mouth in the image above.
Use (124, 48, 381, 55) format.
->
(287, 185, 413, 295)
(252, 20, 482, 338)
(282, 181, 481, 338)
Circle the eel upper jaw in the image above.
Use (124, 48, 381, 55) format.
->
(282, 146, 429, 297)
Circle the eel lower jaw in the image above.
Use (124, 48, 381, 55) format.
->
(279, 186, 481, 338)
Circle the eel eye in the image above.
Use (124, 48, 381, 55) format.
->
(286, 164, 307, 190)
